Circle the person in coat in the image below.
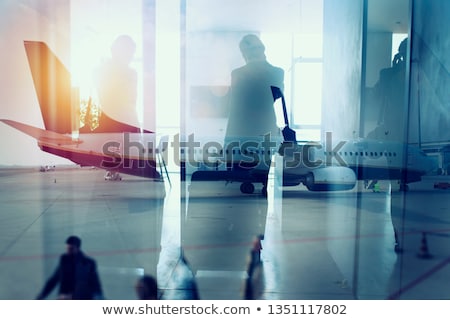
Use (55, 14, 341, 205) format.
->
(225, 34, 285, 196)
(36, 235, 104, 300)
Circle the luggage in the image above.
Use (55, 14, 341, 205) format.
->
(271, 86, 297, 155)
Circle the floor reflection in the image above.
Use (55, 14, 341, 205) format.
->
(260, 154, 284, 299)
(0, 167, 448, 299)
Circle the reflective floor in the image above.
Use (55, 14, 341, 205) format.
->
(0, 165, 449, 300)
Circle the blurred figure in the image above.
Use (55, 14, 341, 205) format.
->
(135, 275, 158, 300)
(366, 38, 408, 252)
(243, 234, 265, 299)
(161, 255, 200, 300)
(226, 34, 284, 138)
(249, 234, 264, 267)
(96, 34, 138, 118)
(368, 38, 408, 142)
(36, 235, 104, 300)
(243, 263, 265, 300)
(225, 34, 284, 196)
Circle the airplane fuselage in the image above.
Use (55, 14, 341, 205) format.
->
(186, 134, 436, 192)
(37, 132, 161, 179)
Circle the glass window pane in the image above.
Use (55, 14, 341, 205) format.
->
(293, 62, 323, 126)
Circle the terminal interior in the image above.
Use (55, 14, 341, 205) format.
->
(0, 0, 449, 300)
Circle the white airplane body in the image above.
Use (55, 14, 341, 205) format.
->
(188, 133, 436, 193)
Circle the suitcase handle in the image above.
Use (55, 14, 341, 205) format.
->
(270, 86, 289, 127)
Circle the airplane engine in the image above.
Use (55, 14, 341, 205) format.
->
(305, 167, 356, 191)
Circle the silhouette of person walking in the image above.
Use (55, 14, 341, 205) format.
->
(36, 235, 104, 300)
(225, 34, 284, 195)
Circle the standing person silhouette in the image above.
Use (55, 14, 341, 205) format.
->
(368, 37, 407, 142)
(95, 34, 138, 122)
(225, 34, 284, 196)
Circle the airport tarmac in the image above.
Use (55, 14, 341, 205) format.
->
(0, 165, 449, 300)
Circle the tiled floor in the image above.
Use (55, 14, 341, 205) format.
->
(0, 166, 449, 300)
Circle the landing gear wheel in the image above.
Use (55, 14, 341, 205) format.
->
(240, 182, 255, 194)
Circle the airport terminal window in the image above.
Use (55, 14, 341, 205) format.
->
(3, 0, 450, 302)
(291, 58, 323, 141)
(284, 34, 323, 142)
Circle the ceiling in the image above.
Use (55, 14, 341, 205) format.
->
(186, 0, 410, 34)
(18, 0, 410, 34)
(367, 0, 410, 33)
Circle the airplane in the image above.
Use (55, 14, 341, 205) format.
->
(0, 41, 165, 181)
(188, 88, 438, 194)
(1, 41, 436, 193)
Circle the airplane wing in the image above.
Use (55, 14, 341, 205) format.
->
(0, 119, 81, 145)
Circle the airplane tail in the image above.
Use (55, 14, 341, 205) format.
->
(24, 41, 72, 134)
(23, 41, 152, 134)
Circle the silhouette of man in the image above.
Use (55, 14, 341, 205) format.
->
(369, 38, 408, 141)
(225, 34, 284, 195)
(36, 236, 103, 300)
(79, 35, 147, 134)
(96, 34, 138, 120)
(366, 38, 409, 252)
